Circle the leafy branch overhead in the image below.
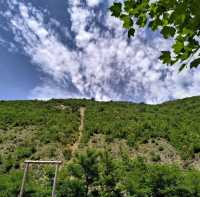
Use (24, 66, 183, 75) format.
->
(110, 0, 200, 71)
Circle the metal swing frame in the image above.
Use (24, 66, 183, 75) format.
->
(19, 160, 62, 197)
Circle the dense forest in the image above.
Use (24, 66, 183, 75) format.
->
(1, 97, 200, 196)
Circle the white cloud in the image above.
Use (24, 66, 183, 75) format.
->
(29, 81, 82, 100)
(2, 0, 200, 103)
(86, 0, 102, 7)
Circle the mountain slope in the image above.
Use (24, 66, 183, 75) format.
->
(0, 97, 200, 196)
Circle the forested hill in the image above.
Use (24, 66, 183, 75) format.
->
(1, 97, 200, 196)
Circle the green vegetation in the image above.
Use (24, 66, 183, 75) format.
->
(0, 97, 200, 196)
(82, 97, 200, 160)
(58, 148, 200, 197)
(110, 0, 200, 71)
(0, 100, 80, 196)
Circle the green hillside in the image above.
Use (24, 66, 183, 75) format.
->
(0, 97, 200, 196)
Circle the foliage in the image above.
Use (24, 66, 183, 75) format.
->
(109, 0, 200, 71)
(0, 100, 80, 196)
(0, 98, 200, 196)
(83, 97, 200, 159)
(59, 148, 200, 197)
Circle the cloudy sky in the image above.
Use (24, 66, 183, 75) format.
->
(0, 0, 200, 104)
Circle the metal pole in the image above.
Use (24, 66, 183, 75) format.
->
(19, 163, 29, 197)
(52, 164, 59, 197)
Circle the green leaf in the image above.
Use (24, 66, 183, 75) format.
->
(178, 64, 186, 72)
(180, 51, 190, 61)
(137, 15, 147, 27)
(182, 28, 193, 36)
(124, 0, 136, 13)
(109, 3, 122, 17)
(149, 18, 162, 31)
(109, 0, 200, 71)
(159, 0, 176, 9)
(173, 41, 184, 53)
(149, 4, 158, 17)
(161, 26, 176, 38)
(121, 15, 133, 29)
(128, 28, 135, 38)
(159, 51, 171, 64)
(190, 58, 200, 68)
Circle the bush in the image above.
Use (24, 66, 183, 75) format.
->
(16, 147, 34, 159)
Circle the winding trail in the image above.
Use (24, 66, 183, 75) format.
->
(71, 107, 85, 156)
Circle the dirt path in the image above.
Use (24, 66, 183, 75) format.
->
(70, 107, 85, 156)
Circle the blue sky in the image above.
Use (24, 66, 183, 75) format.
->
(0, 0, 200, 104)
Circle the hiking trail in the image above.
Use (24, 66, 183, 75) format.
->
(70, 107, 85, 156)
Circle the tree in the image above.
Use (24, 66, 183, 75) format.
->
(66, 149, 101, 197)
(98, 149, 122, 196)
(110, 0, 200, 71)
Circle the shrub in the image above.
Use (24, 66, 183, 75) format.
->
(15, 147, 33, 159)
